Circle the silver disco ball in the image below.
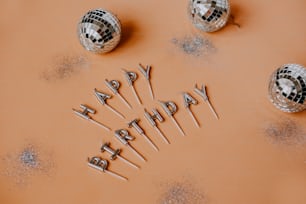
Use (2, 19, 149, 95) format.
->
(77, 9, 121, 53)
(268, 64, 306, 113)
(188, 0, 230, 32)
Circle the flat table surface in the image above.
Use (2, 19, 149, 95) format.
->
(0, 0, 306, 203)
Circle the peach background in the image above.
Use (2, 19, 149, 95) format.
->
(0, 0, 306, 203)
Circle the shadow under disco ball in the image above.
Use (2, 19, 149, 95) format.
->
(188, 0, 230, 32)
(77, 9, 121, 54)
(268, 64, 306, 113)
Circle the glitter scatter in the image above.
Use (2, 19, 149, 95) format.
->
(41, 54, 89, 81)
(1, 144, 55, 186)
(20, 146, 39, 169)
(158, 180, 206, 204)
(264, 118, 306, 146)
(172, 35, 216, 57)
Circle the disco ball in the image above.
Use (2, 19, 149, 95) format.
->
(268, 64, 306, 113)
(188, 0, 230, 32)
(77, 9, 121, 53)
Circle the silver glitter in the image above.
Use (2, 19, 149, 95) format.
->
(188, 0, 230, 32)
(77, 9, 121, 53)
(158, 179, 206, 204)
(41, 54, 89, 81)
(172, 35, 216, 57)
(264, 118, 306, 146)
(1, 144, 55, 186)
(20, 147, 39, 169)
(268, 64, 306, 113)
